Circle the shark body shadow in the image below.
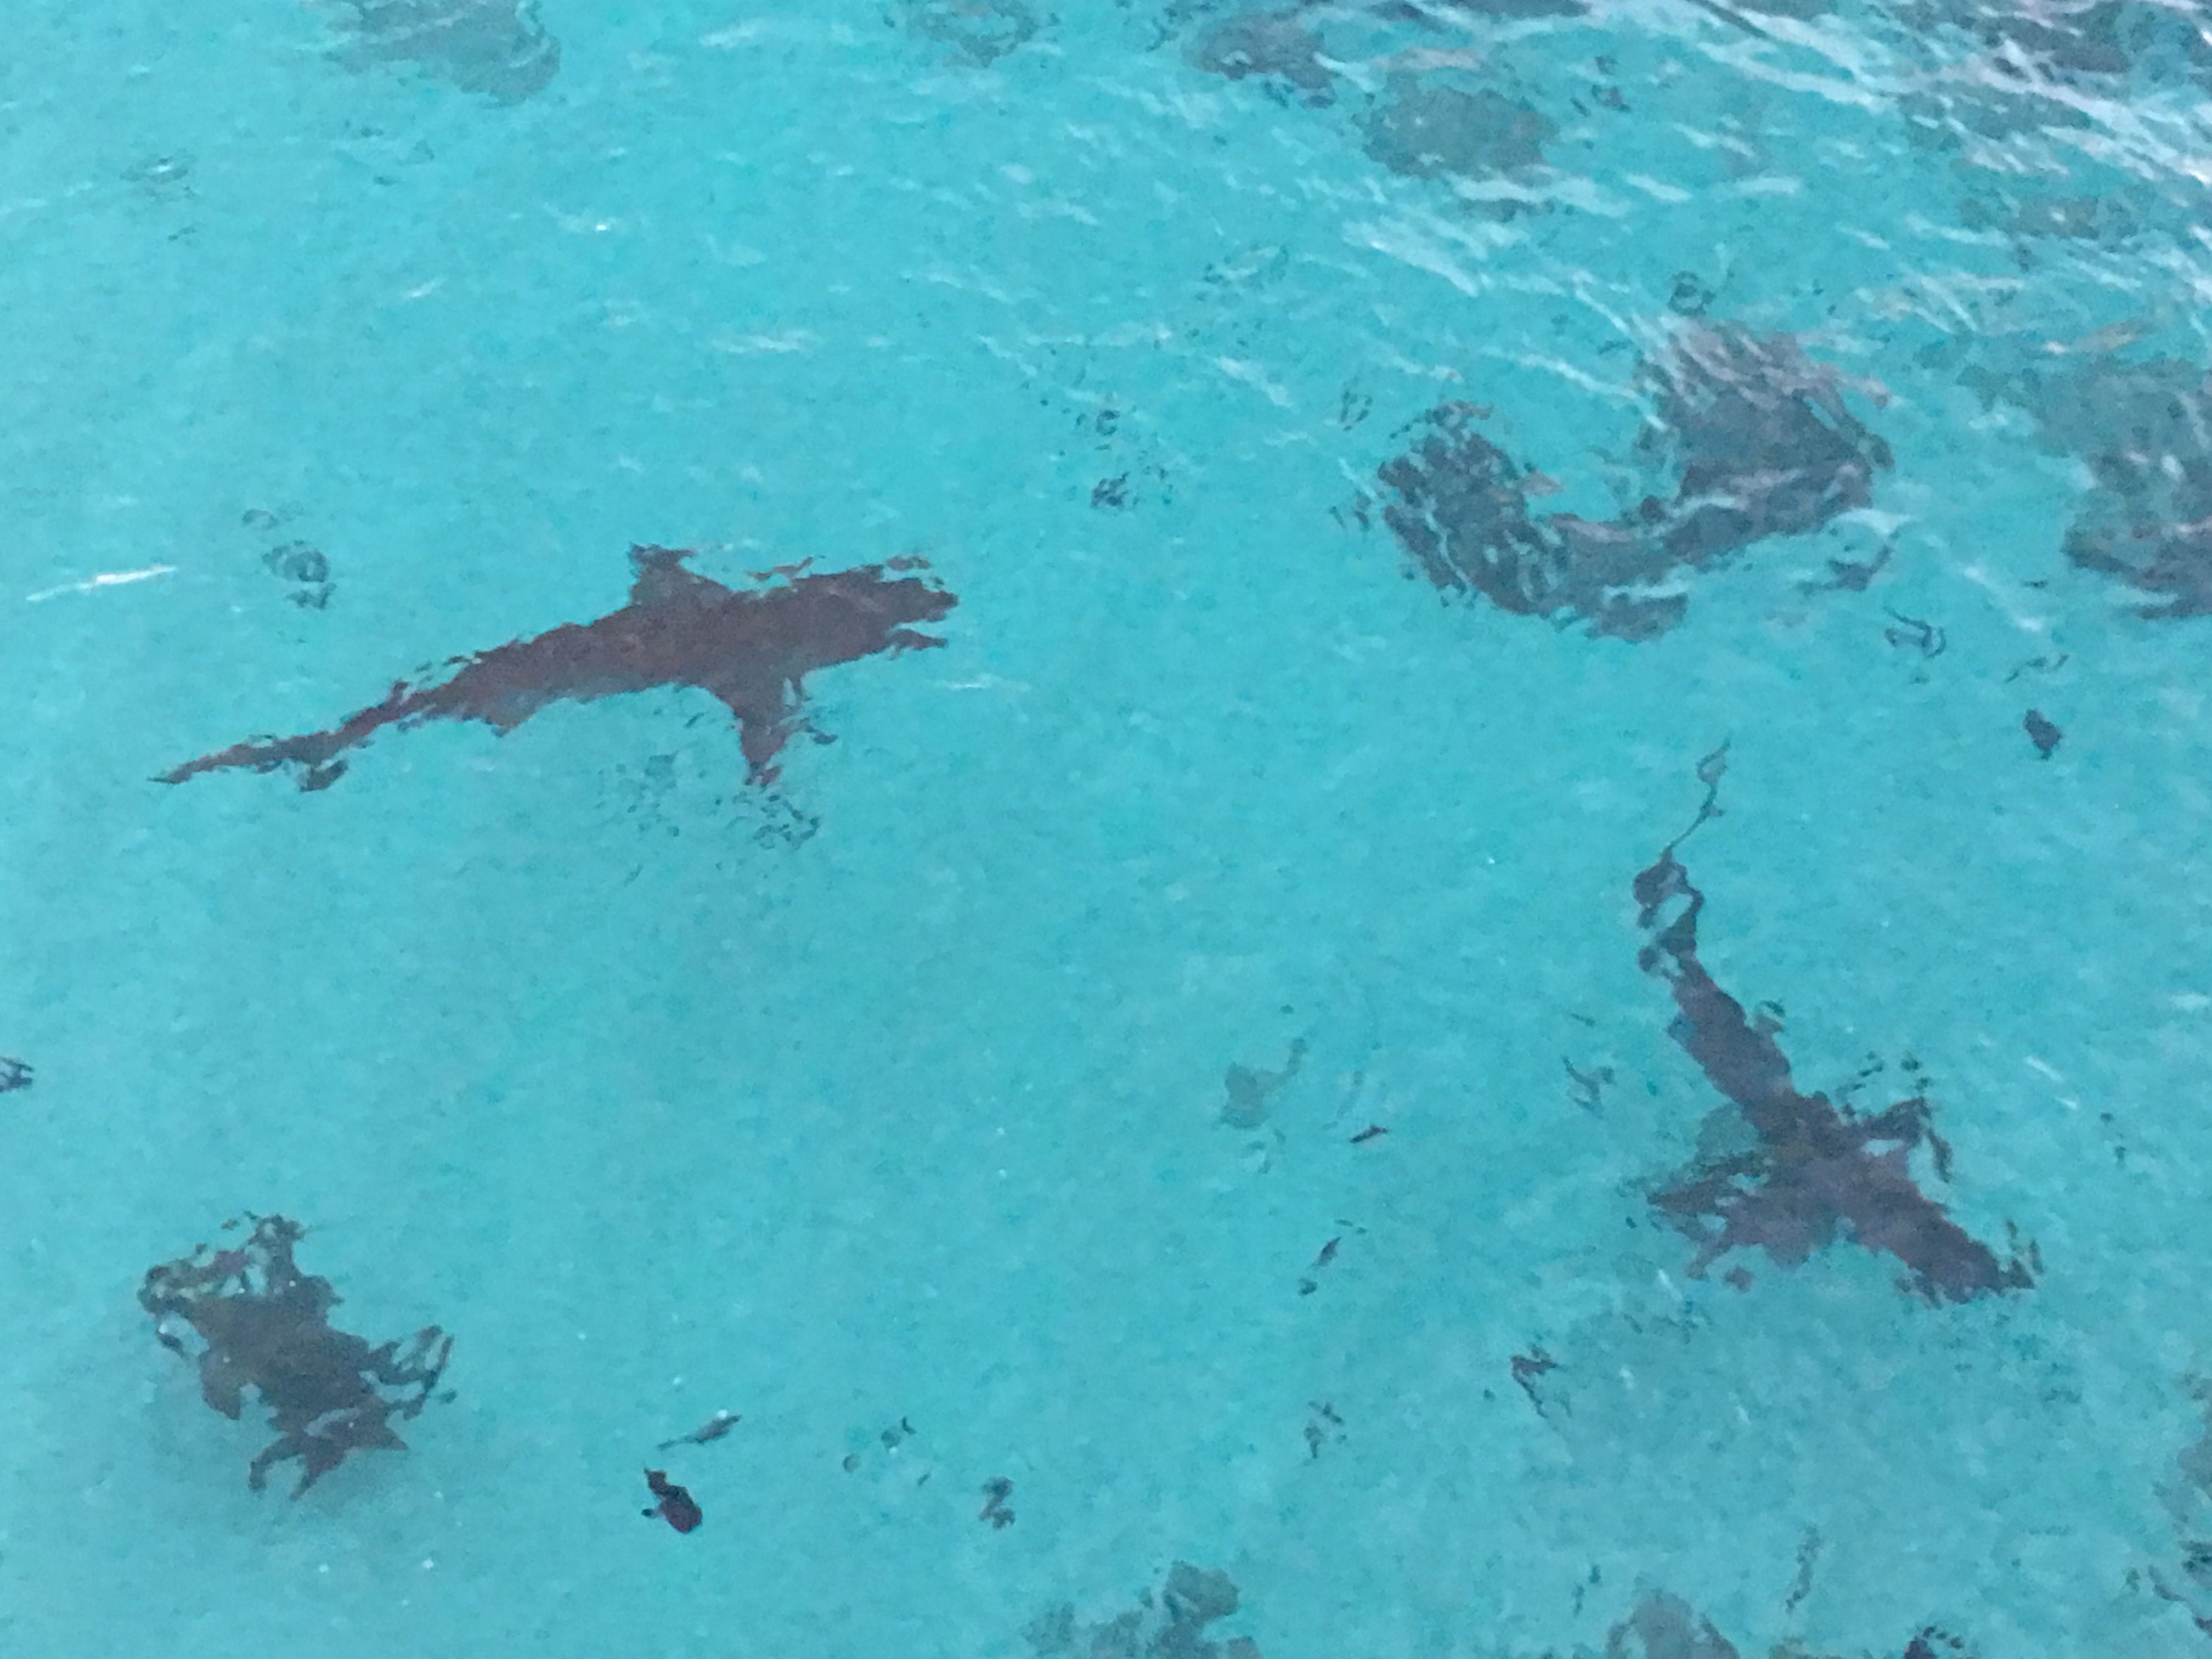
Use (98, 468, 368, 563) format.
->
(159, 546, 957, 793)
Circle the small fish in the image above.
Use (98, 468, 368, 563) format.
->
(2023, 708, 2062, 759)
(642, 1469, 703, 1534)
(1349, 1124, 1388, 1144)
(657, 1409, 740, 1451)
(979, 1477, 1015, 1528)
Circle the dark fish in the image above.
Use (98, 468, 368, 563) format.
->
(2023, 708, 2062, 758)
(643, 1469, 703, 1533)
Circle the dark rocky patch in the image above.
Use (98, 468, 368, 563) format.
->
(1436, 0, 1589, 17)
(1968, 356, 2212, 619)
(1783, 1531, 1822, 1615)
(1565, 1055, 1612, 1111)
(1055, 393, 1177, 510)
(1668, 272, 1716, 317)
(2151, 1376, 2212, 1632)
(1798, 543, 1891, 594)
(264, 542, 329, 586)
(332, 0, 560, 103)
(1897, 0, 2212, 85)
(1630, 766, 2033, 1303)
(1605, 1592, 1745, 1658)
(1881, 607, 1945, 659)
(243, 510, 335, 610)
(1375, 403, 1683, 640)
(1956, 189, 2143, 244)
(1222, 1038, 1306, 1128)
(1188, 9, 1336, 104)
(1898, 77, 2095, 160)
(1634, 323, 1893, 569)
(1509, 1346, 1560, 1417)
(1603, 1591, 1969, 1659)
(140, 1214, 453, 1496)
(1303, 1400, 1345, 1457)
(1373, 325, 1890, 640)
(1893, 0, 2212, 221)
(263, 540, 335, 611)
(900, 0, 1043, 66)
(159, 547, 956, 793)
(122, 154, 195, 201)
(1026, 1562, 1262, 1659)
(1359, 73, 1555, 177)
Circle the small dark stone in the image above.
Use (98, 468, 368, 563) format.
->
(263, 541, 330, 585)
(1668, 272, 1714, 315)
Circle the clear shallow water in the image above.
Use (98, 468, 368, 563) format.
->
(4, 1, 2212, 1655)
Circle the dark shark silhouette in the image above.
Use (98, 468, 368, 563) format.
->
(159, 546, 957, 792)
(1632, 758, 2034, 1303)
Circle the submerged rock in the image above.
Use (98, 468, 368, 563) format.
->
(1376, 403, 1681, 640)
(1188, 9, 1336, 104)
(1372, 324, 1891, 640)
(1027, 1562, 1263, 1659)
(899, 0, 1044, 66)
(1977, 356, 2212, 619)
(1601, 1590, 1967, 1659)
(1635, 321, 1893, 567)
(1359, 73, 1555, 177)
(331, 0, 561, 103)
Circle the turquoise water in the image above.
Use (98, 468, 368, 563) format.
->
(5, 1, 2212, 1654)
